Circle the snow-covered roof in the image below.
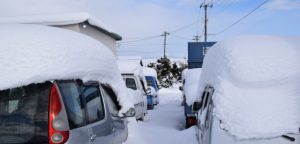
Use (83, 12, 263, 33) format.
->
(197, 35, 300, 139)
(183, 68, 202, 105)
(0, 12, 122, 40)
(143, 67, 157, 78)
(118, 56, 144, 66)
(118, 59, 143, 77)
(0, 24, 132, 114)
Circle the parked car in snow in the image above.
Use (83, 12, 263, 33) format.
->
(145, 86, 157, 110)
(0, 24, 135, 144)
(118, 59, 149, 120)
(181, 68, 202, 128)
(192, 36, 300, 144)
(143, 67, 160, 109)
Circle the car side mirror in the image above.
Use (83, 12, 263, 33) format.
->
(146, 87, 151, 95)
(122, 108, 135, 118)
(179, 86, 183, 91)
(158, 85, 162, 89)
(192, 102, 202, 111)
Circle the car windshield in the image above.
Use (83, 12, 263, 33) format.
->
(0, 82, 51, 144)
(146, 78, 153, 87)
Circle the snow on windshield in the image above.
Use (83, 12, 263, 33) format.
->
(184, 68, 202, 105)
(197, 35, 300, 139)
(0, 24, 133, 114)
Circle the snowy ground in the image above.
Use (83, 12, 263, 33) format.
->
(124, 86, 198, 144)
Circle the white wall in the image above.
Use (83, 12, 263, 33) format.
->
(55, 23, 117, 55)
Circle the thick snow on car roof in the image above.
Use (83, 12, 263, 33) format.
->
(143, 67, 157, 78)
(183, 68, 202, 105)
(118, 60, 143, 77)
(197, 35, 300, 139)
(0, 24, 133, 114)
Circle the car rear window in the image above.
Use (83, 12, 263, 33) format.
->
(0, 82, 51, 144)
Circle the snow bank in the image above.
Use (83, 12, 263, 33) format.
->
(184, 68, 202, 105)
(0, 24, 133, 115)
(143, 67, 157, 78)
(197, 35, 300, 139)
(0, 12, 116, 37)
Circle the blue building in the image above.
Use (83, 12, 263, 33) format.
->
(188, 42, 216, 69)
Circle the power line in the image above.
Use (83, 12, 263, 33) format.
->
(169, 17, 204, 34)
(118, 35, 161, 43)
(215, 0, 269, 35)
(169, 34, 192, 41)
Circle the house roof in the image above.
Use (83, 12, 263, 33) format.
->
(0, 12, 122, 40)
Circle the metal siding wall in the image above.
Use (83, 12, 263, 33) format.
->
(187, 42, 216, 69)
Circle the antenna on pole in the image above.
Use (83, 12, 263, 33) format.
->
(193, 35, 201, 42)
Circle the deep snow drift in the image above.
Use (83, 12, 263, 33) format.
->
(196, 35, 300, 139)
(0, 24, 133, 114)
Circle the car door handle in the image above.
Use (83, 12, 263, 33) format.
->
(90, 134, 97, 142)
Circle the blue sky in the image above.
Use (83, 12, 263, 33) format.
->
(93, 0, 300, 58)
(0, 0, 299, 58)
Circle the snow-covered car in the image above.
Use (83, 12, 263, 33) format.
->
(0, 24, 135, 144)
(144, 67, 160, 108)
(145, 86, 158, 110)
(118, 60, 149, 120)
(192, 35, 300, 144)
(182, 68, 202, 128)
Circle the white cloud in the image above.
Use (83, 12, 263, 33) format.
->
(264, 0, 300, 10)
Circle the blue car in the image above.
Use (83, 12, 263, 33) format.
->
(145, 76, 160, 109)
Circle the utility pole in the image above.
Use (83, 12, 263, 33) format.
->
(193, 35, 201, 42)
(200, 1, 213, 54)
(161, 31, 170, 58)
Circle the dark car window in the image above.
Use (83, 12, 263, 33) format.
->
(58, 82, 85, 129)
(0, 82, 51, 144)
(126, 78, 137, 90)
(82, 84, 105, 123)
(101, 85, 121, 116)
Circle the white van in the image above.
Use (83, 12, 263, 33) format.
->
(118, 59, 149, 121)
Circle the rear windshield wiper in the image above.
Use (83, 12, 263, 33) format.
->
(282, 135, 295, 142)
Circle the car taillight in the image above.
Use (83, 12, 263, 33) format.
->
(49, 84, 69, 144)
(187, 117, 198, 126)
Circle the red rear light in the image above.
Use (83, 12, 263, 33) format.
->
(49, 84, 69, 144)
(187, 117, 198, 127)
